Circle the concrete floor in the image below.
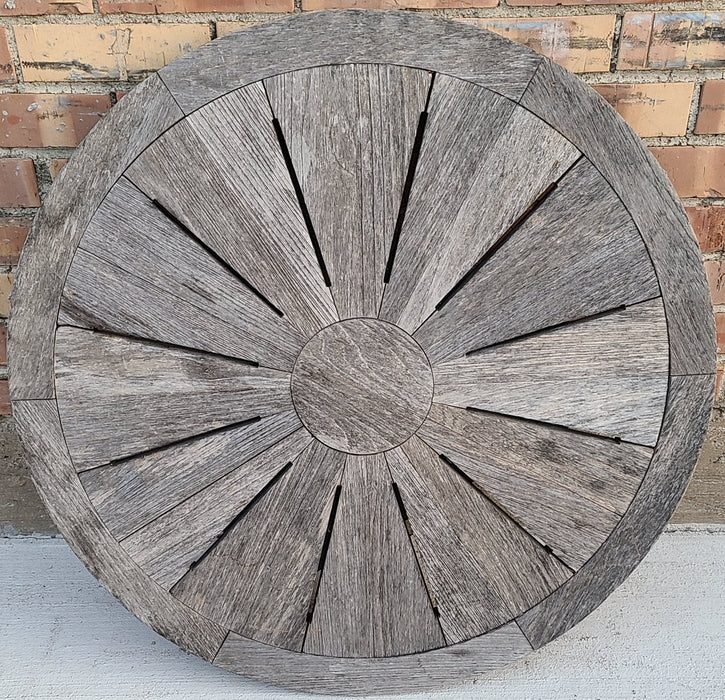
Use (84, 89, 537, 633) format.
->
(1, 526, 724, 699)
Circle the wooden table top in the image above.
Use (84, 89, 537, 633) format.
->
(9, 10, 716, 695)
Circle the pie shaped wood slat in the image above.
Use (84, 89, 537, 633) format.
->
(8, 11, 715, 696)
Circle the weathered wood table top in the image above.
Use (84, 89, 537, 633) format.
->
(9, 10, 716, 695)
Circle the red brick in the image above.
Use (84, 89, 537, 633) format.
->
(0, 273, 12, 317)
(461, 16, 615, 73)
(0, 160, 40, 207)
(0, 217, 30, 265)
(593, 83, 693, 137)
(0, 380, 9, 415)
(650, 146, 725, 199)
(716, 313, 725, 353)
(619, 12, 725, 70)
(695, 81, 725, 135)
(0, 0, 93, 15)
(0, 28, 15, 85)
(705, 261, 725, 305)
(687, 206, 725, 254)
(49, 159, 68, 181)
(100, 0, 292, 12)
(304, 0, 495, 8)
(0, 325, 6, 366)
(0, 94, 111, 149)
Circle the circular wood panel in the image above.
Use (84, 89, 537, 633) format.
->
(9, 11, 715, 695)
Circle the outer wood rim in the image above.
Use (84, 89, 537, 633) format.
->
(9, 10, 715, 694)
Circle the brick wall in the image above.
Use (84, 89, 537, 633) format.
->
(0, 4, 723, 526)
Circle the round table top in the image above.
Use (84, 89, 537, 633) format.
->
(9, 10, 715, 695)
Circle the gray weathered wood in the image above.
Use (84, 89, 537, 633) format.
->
(387, 437, 571, 645)
(8, 75, 182, 400)
(291, 319, 433, 454)
(172, 441, 345, 652)
(13, 400, 226, 661)
(520, 58, 715, 375)
(379, 73, 580, 333)
(80, 411, 302, 540)
(415, 158, 661, 364)
(432, 299, 669, 447)
(304, 453, 444, 657)
(61, 176, 305, 371)
(55, 327, 292, 470)
(517, 374, 715, 648)
(214, 621, 532, 695)
(120, 427, 314, 590)
(125, 81, 337, 338)
(265, 64, 430, 318)
(159, 10, 543, 112)
(418, 403, 653, 570)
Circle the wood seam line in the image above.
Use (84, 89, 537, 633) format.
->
(384, 460, 450, 646)
(211, 631, 231, 664)
(462, 296, 662, 359)
(168, 459, 297, 596)
(56, 319, 261, 371)
(114, 429, 310, 543)
(514, 618, 536, 651)
(412, 433, 577, 574)
(300, 457, 347, 651)
(409, 153, 584, 336)
(260, 78, 335, 300)
(457, 405, 657, 454)
(148, 196, 285, 318)
(423, 407, 653, 521)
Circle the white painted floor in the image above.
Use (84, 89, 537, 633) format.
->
(1, 527, 724, 699)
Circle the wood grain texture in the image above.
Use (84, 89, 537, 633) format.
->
(80, 411, 302, 541)
(265, 64, 430, 319)
(386, 436, 571, 645)
(415, 158, 661, 364)
(432, 299, 669, 446)
(304, 453, 445, 657)
(291, 319, 433, 454)
(172, 441, 345, 652)
(8, 75, 182, 400)
(62, 176, 305, 371)
(55, 327, 292, 470)
(520, 58, 715, 375)
(517, 374, 715, 648)
(214, 621, 532, 695)
(418, 403, 653, 570)
(125, 81, 337, 338)
(13, 400, 226, 661)
(159, 10, 543, 113)
(121, 427, 314, 590)
(379, 74, 580, 333)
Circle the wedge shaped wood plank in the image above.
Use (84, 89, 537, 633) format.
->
(214, 622, 532, 695)
(379, 73, 580, 333)
(387, 437, 571, 644)
(418, 404, 653, 569)
(415, 158, 661, 364)
(13, 400, 227, 661)
(266, 65, 430, 318)
(304, 453, 444, 657)
(9, 75, 183, 399)
(63, 177, 305, 371)
(432, 299, 669, 446)
(521, 59, 714, 375)
(158, 10, 543, 112)
(80, 411, 302, 540)
(121, 428, 314, 590)
(517, 374, 715, 648)
(55, 327, 292, 470)
(171, 441, 346, 651)
(125, 82, 337, 337)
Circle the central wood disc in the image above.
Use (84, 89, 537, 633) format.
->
(291, 318, 434, 454)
